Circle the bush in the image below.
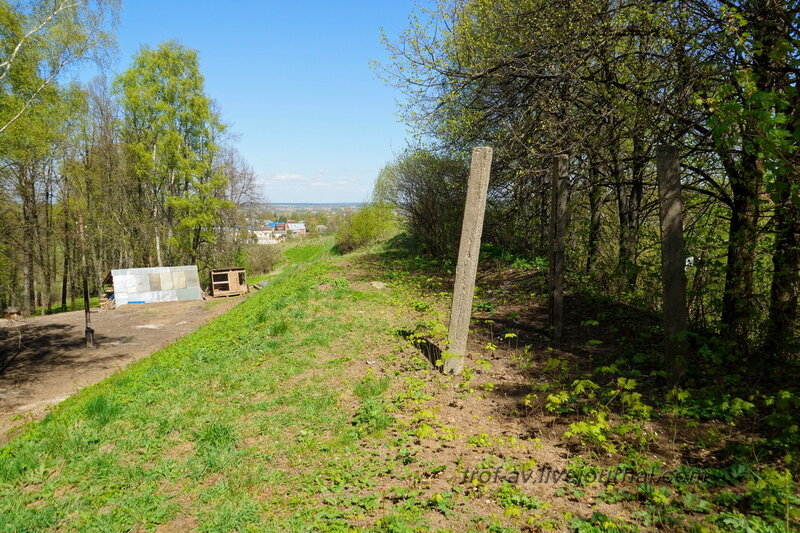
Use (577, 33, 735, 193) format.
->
(335, 203, 396, 253)
(375, 149, 468, 258)
(244, 244, 280, 275)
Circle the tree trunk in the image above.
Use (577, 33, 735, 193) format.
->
(20, 168, 36, 316)
(586, 162, 602, 275)
(720, 160, 760, 355)
(61, 236, 69, 313)
(549, 155, 569, 341)
(155, 227, 163, 267)
(765, 189, 800, 358)
(613, 154, 636, 289)
(761, 2, 798, 358)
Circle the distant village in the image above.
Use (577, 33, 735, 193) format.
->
(241, 219, 327, 245)
(234, 203, 362, 245)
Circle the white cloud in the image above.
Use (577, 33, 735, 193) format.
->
(264, 172, 308, 184)
(256, 168, 378, 202)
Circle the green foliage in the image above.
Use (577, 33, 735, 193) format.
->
(495, 482, 542, 511)
(266, 318, 289, 337)
(354, 374, 391, 399)
(283, 241, 332, 264)
(564, 411, 616, 454)
(244, 244, 281, 275)
(375, 149, 468, 257)
(335, 202, 396, 253)
(84, 395, 120, 425)
(115, 40, 229, 264)
(0, 0, 119, 134)
(194, 422, 237, 451)
(745, 468, 800, 520)
(569, 512, 637, 532)
(352, 398, 393, 436)
(331, 277, 349, 289)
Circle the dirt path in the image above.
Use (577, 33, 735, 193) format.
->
(0, 297, 242, 442)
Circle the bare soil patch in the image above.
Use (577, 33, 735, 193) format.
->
(0, 298, 241, 442)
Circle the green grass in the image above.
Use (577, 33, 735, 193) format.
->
(31, 296, 101, 316)
(282, 238, 334, 264)
(0, 241, 397, 531)
(5, 237, 793, 532)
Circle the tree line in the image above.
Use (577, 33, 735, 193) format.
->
(1, 2, 259, 315)
(376, 0, 799, 362)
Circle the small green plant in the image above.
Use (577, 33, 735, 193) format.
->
(745, 467, 800, 521)
(267, 318, 290, 336)
(564, 411, 616, 454)
(426, 491, 455, 516)
(331, 277, 349, 289)
(410, 299, 431, 312)
(352, 398, 394, 436)
(475, 359, 493, 371)
(475, 301, 495, 312)
(354, 374, 390, 399)
(84, 395, 120, 425)
(637, 483, 671, 507)
(194, 422, 237, 450)
(543, 356, 569, 376)
(468, 433, 493, 447)
(545, 391, 571, 413)
(570, 512, 637, 532)
(495, 482, 542, 517)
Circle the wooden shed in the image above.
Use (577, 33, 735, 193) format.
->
(209, 268, 248, 297)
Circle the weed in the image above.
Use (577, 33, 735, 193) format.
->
(353, 398, 394, 436)
(354, 375, 391, 399)
(570, 512, 637, 532)
(475, 301, 495, 312)
(84, 395, 120, 425)
(267, 318, 290, 336)
(496, 482, 542, 512)
(195, 422, 237, 450)
(331, 277, 350, 289)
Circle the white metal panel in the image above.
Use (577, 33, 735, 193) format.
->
(110, 265, 202, 307)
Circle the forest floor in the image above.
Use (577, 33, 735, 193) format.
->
(0, 238, 796, 532)
(0, 297, 242, 443)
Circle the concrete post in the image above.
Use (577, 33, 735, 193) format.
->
(549, 154, 568, 340)
(444, 146, 493, 375)
(656, 145, 688, 384)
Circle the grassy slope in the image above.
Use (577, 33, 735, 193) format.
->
(1, 238, 797, 532)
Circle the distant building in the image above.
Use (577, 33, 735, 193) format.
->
(287, 222, 306, 235)
(254, 230, 282, 245)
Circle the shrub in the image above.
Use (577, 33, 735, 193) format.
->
(335, 202, 396, 253)
(244, 244, 280, 275)
(376, 149, 467, 257)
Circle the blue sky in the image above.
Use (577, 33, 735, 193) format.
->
(103, 1, 422, 203)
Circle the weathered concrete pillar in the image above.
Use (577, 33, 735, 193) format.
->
(656, 145, 688, 384)
(549, 154, 569, 340)
(444, 146, 493, 375)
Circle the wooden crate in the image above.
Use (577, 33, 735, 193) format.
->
(209, 268, 248, 297)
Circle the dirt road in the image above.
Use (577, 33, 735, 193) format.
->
(0, 298, 242, 442)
